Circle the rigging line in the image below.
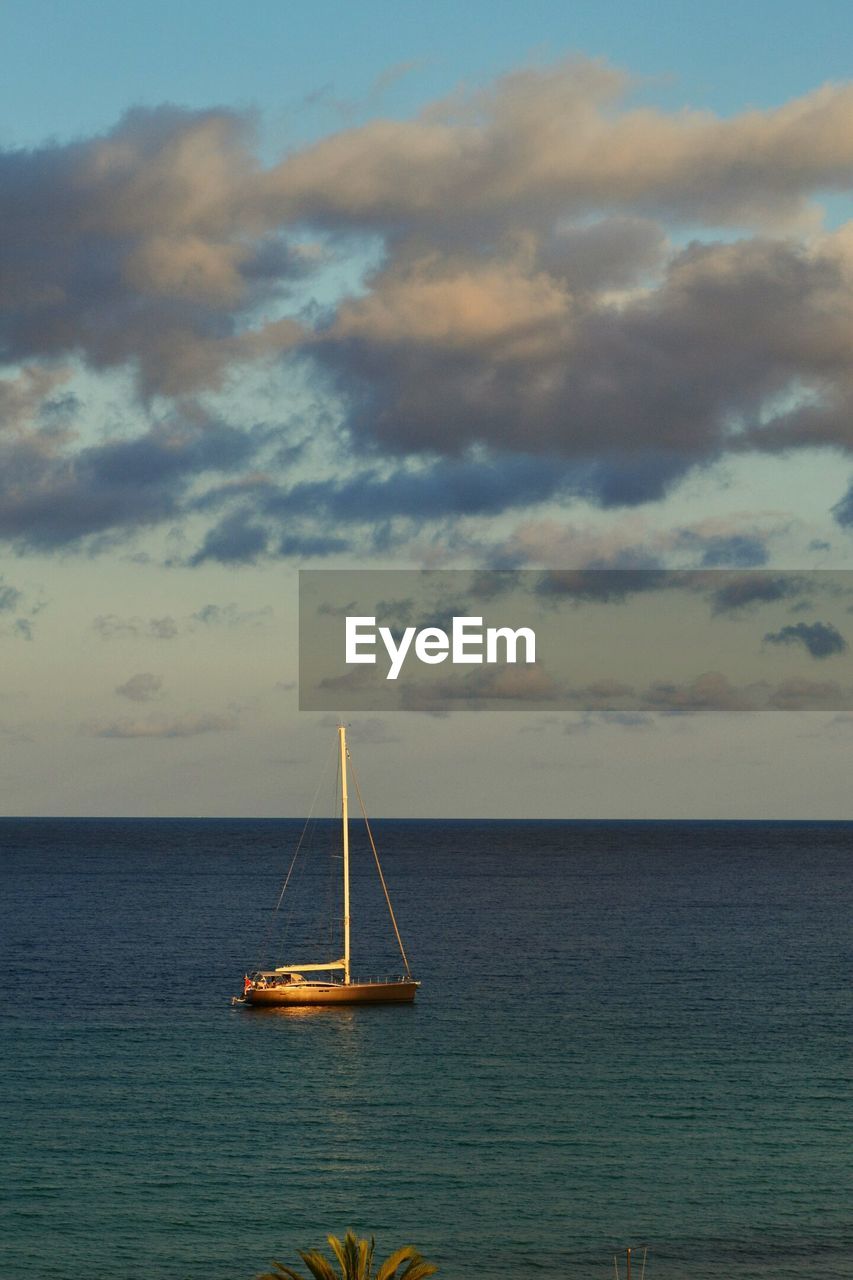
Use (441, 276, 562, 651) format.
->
(348, 754, 412, 977)
(274, 807, 315, 967)
(324, 752, 338, 962)
(282, 736, 341, 967)
(639, 1247, 647, 1280)
(254, 738, 335, 970)
(329, 739, 341, 958)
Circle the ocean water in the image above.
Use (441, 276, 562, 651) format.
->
(0, 818, 850, 1280)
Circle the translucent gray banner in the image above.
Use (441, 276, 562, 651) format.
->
(299, 570, 853, 712)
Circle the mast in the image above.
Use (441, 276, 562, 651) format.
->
(339, 724, 351, 984)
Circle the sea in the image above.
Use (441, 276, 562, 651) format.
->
(0, 818, 850, 1280)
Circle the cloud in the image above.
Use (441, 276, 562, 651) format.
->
(115, 672, 162, 702)
(599, 710, 654, 729)
(96, 603, 272, 638)
(563, 709, 655, 733)
(0, 107, 304, 399)
(311, 234, 853, 506)
(318, 600, 358, 617)
(831, 481, 853, 527)
(6, 64, 853, 561)
(535, 567, 671, 602)
(325, 455, 567, 519)
(763, 620, 848, 658)
(190, 602, 272, 628)
(265, 61, 853, 231)
(399, 663, 560, 711)
(0, 571, 46, 640)
(642, 671, 759, 711)
(0, 393, 286, 553)
(150, 617, 179, 640)
(188, 509, 270, 565)
(484, 513, 785, 571)
(86, 710, 237, 738)
(710, 574, 808, 615)
(767, 678, 844, 709)
(0, 579, 22, 613)
(94, 613, 179, 640)
(673, 531, 769, 568)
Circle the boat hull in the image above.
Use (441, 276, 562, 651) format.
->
(245, 979, 419, 1007)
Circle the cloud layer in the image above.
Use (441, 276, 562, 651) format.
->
(4, 61, 853, 560)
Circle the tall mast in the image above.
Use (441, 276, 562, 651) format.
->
(339, 724, 351, 984)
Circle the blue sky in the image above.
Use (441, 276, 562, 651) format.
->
(2, 1, 853, 816)
(5, 1, 853, 147)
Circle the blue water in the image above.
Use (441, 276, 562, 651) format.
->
(0, 819, 850, 1280)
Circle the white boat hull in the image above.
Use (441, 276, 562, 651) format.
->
(245, 979, 419, 1007)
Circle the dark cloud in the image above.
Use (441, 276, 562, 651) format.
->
(537, 217, 668, 292)
(312, 236, 853, 510)
(0, 403, 279, 553)
(0, 580, 22, 612)
(243, 453, 573, 524)
(831, 482, 853, 527)
(180, 452, 573, 560)
(0, 107, 303, 398)
(150, 617, 179, 640)
(763, 621, 848, 659)
(115, 672, 162, 702)
(536, 568, 671, 602)
(278, 532, 349, 557)
(675, 531, 769, 568)
(188, 509, 270, 565)
(710, 574, 807, 614)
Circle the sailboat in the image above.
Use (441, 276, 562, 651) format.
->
(240, 725, 420, 1006)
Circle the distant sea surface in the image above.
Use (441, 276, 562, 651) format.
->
(0, 819, 850, 1280)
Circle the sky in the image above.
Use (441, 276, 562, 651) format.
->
(3, 1, 853, 817)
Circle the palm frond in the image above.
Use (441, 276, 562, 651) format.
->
(257, 1262, 307, 1280)
(327, 1235, 348, 1277)
(357, 1236, 373, 1280)
(375, 1246, 418, 1280)
(298, 1248, 340, 1280)
(398, 1260, 438, 1280)
(263, 1229, 436, 1280)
